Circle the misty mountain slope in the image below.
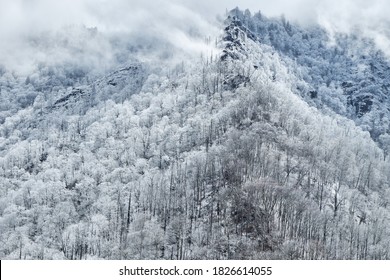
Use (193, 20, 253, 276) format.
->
(50, 63, 147, 112)
(228, 8, 390, 142)
(1, 9, 390, 260)
(0, 24, 186, 124)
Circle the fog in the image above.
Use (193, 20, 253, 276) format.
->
(1, 0, 389, 75)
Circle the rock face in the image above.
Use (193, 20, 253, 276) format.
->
(49, 63, 147, 114)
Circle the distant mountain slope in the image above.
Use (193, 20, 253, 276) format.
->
(50, 63, 147, 112)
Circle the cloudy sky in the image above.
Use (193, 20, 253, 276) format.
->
(1, 0, 389, 75)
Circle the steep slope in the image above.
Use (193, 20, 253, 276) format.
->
(1, 9, 390, 260)
(228, 8, 390, 142)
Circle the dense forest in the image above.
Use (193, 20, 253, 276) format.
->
(1, 8, 390, 260)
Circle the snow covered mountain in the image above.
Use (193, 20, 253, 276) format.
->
(1, 8, 390, 260)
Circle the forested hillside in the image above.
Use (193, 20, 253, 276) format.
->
(1, 8, 390, 260)
(229, 8, 390, 142)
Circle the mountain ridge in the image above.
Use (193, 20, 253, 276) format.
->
(224, 8, 390, 142)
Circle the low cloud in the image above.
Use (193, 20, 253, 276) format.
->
(0, 0, 220, 75)
(1, 0, 390, 75)
(315, 0, 390, 57)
